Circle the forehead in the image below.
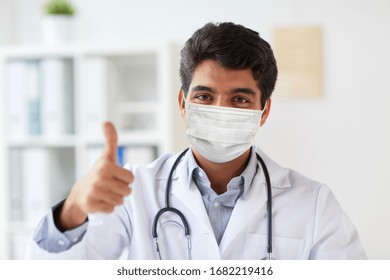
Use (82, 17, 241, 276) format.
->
(190, 60, 260, 93)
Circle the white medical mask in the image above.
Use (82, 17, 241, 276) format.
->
(185, 102, 264, 163)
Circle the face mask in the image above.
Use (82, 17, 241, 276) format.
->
(185, 102, 264, 163)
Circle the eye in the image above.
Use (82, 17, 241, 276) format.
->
(194, 94, 212, 103)
(232, 96, 250, 103)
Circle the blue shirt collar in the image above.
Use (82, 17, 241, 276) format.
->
(186, 146, 258, 199)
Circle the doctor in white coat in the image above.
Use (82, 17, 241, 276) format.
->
(26, 22, 367, 260)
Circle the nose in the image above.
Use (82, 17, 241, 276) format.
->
(214, 98, 230, 108)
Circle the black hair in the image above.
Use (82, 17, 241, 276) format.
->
(180, 22, 278, 107)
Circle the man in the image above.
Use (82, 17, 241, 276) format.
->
(27, 22, 367, 259)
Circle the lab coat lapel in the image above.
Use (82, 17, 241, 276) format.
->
(157, 153, 221, 259)
(170, 161, 213, 233)
(169, 157, 221, 259)
(218, 169, 268, 254)
(219, 147, 292, 255)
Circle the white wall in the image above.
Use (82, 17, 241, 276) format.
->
(3, 0, 390, 259)
(0, 0, 16, 44)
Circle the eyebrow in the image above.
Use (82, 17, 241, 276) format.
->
(190, 85, 257, 96)
(191, 85, 215, 93)
(231, 88, 257, 96)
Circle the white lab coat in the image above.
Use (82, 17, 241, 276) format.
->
(26, 148, 367, 259)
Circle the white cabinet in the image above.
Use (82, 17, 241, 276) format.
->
(0, 44, 187, 259)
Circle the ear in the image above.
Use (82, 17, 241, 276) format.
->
(260, 98, 271, 126)
(178, 89, 186, 119)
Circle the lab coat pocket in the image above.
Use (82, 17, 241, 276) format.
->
(157, 216, 188, 259)
(245, 233, 304, 260)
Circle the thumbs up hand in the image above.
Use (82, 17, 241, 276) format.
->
(56, 122, 134, 231)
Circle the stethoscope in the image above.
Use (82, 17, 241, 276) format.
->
(152, 148, 273, 260)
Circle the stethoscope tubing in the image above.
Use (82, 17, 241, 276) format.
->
(256, 153, 273, 260)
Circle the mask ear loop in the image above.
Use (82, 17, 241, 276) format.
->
(182, 97, 190, 129)
(259, 101, 268, 126)
(180, 90, 187, 109)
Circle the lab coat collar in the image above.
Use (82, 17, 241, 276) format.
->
(155, 149, 211, 225)
(186, 147, 202, 191)
(254, 146, 292, 189)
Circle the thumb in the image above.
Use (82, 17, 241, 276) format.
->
(102, 121, 118, 163)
